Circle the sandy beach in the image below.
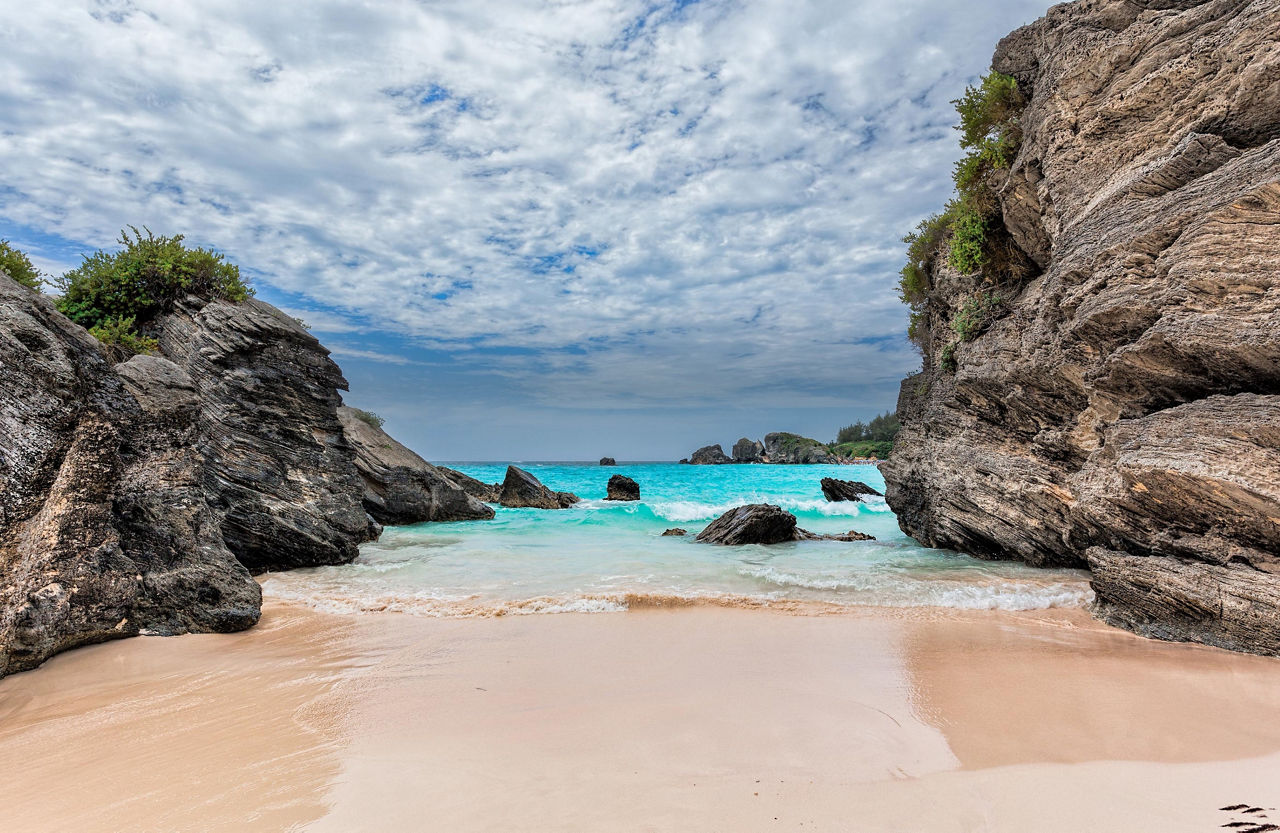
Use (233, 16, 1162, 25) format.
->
(2, 602, 1279, 832)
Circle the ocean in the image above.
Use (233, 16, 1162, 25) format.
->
(261, 462, 1093, 616)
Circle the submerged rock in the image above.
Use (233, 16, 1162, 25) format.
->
(881, 0, 1280, 654)
(599, 457, 617, 466)
(337, 407, 493, 525)
(661, 528, 688, 537)
(438, 467, 503, 503)
(688, 444, 732, 465)
(604, 474, 640, 501)
(0, 274, 260, 677)
(499, 466, 579, 509)
(732, 438, 765, 463)
(820, 478, 882, 502)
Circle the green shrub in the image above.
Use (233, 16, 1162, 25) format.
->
(834, 412, 900, 445)
(0, 240, 43, 290)
(832, 440, 894, 460)
(56, 227, 252, 331)
(351, 408, 385, 430)
(947, 202, 989, 274)
(940, 342, 958, 373)
(954, 71, 1022, 156)
(952, 291, 1005, 341)
(89, 315, 159, 355)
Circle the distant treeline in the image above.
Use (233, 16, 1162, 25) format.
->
(829, 411, 900, 460)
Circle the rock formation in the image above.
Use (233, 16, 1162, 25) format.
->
(695, 504, 876, 545)
(882, 0, 1280, 654)
(337, 407, 494, 525)
(761, 433, 846, 464)
(599, 457, 617, 466)
(732, 438, 764, 463)
(604, 474, 640, 501)
(498, 466, 580, 509)
(438, 467, 503, 503)
(688, 444, 732, 465)
(0, 275, 261, 676)
(820, 478, 882, 502)
(661, 528, 687, 536)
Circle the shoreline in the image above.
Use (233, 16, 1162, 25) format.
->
(2, 601, 1279, 831)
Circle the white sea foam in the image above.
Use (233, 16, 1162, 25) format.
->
(648, 497, 868, 523)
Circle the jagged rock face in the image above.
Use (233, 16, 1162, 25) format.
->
(155, 298, 374, 572)
(882, 0, 1280, 653)
(762, 433, 843, 464)
(696, 505, 798, 545)
(336, 407, 494, 525)
(438, 467, 503, 503)
(732, 438, 764, 463)
(498, 466, 580, 509)
(599, 457, 617, 466)
(689, 444, 732, 465)
(604, 474, 640, 501)
(0, 276, 260, 677)
(820, 478, 882, 502)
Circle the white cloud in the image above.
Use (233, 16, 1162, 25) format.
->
(0, 0, 1048, 446)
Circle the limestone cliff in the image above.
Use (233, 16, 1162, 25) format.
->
(882, 0, 1280, 654)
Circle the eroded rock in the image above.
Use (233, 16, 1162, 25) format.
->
(820, 478, 882, 502)
(688, 444, 732, 465)
(604, 474, 640, 501)
(499, 466, 579, 509)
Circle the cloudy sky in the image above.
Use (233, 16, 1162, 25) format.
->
(1, 0, 1047, 460)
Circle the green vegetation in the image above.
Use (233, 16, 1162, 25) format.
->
(832, 440, 894, 460)
(88, 315, 159, 355)
(952, 291, 1005, 342)
(770, 432, 830, 453)
(56, 227, 252, 350)
(0, 240, 43, 290)
(940, 342, 958, 373)
(835, 411, 900, 444)
(351, 408, 386, 430)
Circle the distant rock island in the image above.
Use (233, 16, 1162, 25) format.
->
(680, 432, 882, 465)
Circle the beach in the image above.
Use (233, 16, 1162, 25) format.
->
(3, 600, 1279, 832)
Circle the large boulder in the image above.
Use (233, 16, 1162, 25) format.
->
(688, 444, 732, 465)
(820, 478, 882, 502)
(599, 457, 617, 466)
(499, 466, 579, 509)
(337, 407, 493, 525)
(0, 275, 260, 677)
(604, 474, 640, 501)
(438, 467, 503, 503)
(882, 0, 1280, 654)
(696, 504, 799, 545)
(732, 438, 765, 463)
(155, 297, 375, 572)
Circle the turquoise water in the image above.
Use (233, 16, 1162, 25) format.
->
(261, 462, 1093, 616)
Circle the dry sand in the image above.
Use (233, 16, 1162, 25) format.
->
(1, 602, 1279, 832)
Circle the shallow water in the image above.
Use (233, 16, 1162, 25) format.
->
(262, 462, 1093, 615)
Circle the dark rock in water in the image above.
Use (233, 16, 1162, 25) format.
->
(499, 466, 579, 509)
(662, 528, 687, 536)
(820, 478, 882, 502)
(732, 438, 765, 463)
(0, 275, 260, 677)
(599, 457, 617, 466)
(604, 474, 640, 501)
(796, 529, 877, 542)
(881, 0, 1280, 654)
(689, 444, 732, 465)
(678, 458, 690, 465)
(155, 297, 373, 572)
(438, 467, 502, 503)
(762, 432, 842, 464)
(337, 407, 493, 525)
(696, 504, 798, 545)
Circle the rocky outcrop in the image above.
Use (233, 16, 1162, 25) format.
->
(695, 504, 876, 545)
(498, 466, 579, 509)
(661, 528, 687, 536)
(155, 298, 375, 572)
(599, 457, 616, 466)
(732, 438, 764, 463)
(604, 474, 640, 501)
(689, 444, 732, 465)
(762, 433, 846, 464)
(882, 0, 1280, 654)
(0, 275, 260, 677)
(820, 478, 882, 502)
(438, 467, 502, 502)
(337, 407, 494, 525)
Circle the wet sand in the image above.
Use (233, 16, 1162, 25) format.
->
(1, 602, 1279, 831)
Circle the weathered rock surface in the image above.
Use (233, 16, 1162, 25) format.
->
(820, 478, 882, 502)
(499, 466, 580, 509)
(438, 467, 503, 503)
(732, 438, 765, 463)
(604, 474, 640, 501)
(599, 457, 616, 466)
(688, 444, 732, 465)
(696, 504, 875, 545)
(661, 528, 687, 536)
(762, 433, 846, 464)
(0, 275, 260, 677)
(337, 407, 494, 525)
(155, 298, 375, 572)
(882, 0, 1280, 654)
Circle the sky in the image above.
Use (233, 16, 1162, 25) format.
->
(0, 0, 1049, 460)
